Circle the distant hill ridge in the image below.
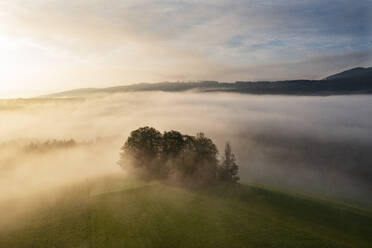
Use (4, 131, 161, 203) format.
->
(325, 67, 372, 80)
(42, 67, 372, 97)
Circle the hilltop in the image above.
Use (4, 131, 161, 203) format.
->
(325, 67, 372, 80)
(0, 175, 371, 248)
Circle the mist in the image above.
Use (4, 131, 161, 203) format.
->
(1, 92, 372, 210)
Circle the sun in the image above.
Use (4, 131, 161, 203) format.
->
(0, 31, 40, 98)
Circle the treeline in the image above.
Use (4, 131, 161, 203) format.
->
(24, 139, 77, 153)
(118, 127, 239, 186)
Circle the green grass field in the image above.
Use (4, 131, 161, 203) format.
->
(0, 175, 371, 248)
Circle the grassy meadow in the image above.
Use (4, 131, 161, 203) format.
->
(0, 175, 371, 248)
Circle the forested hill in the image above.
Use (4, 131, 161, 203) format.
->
(43, 67, 372, 98)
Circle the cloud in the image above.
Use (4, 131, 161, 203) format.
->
(0, 0, 371, 96)
(1, 92, 372, 206)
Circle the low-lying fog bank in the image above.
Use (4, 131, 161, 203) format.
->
(0, 92, 371, 207)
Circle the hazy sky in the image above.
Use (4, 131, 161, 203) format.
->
(1, 0, 371, 97)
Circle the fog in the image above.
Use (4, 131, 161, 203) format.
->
(1, 92, 372, 210)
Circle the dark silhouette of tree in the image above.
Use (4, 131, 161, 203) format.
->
(191, 133, 219, 184)
(119, 127, 163, 178)
(172, 133, 219, 185)
(119, 127, 239, 185)
(24, 139, 77, 153)
(218, 142, 239, 183)
(162, 130, 185, 158)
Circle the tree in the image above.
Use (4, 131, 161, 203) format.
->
(192, 133, 219, 184)
(118, 126, 163, 178)
(173, 133, 219, 185)
(218, 142, 239, 183)
(162, 130, 186, 158)
(118, 127, 239, 185)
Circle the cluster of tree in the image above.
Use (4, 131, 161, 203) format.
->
(118, 127, 239, 186)
(24, 139, 76, 153)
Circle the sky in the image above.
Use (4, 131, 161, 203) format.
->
(0, 0, 371, 98)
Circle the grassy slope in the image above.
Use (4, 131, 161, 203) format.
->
(0, 176, 371, 248)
